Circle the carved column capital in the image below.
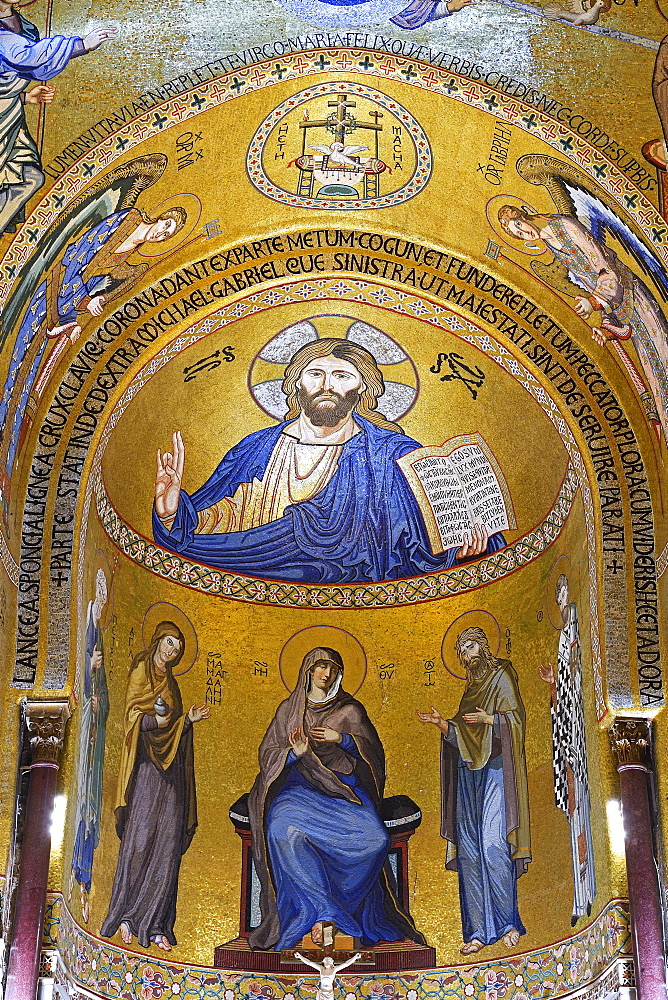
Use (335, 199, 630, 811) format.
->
(608, 717, 652, 771)
(24, 699, 71, 766)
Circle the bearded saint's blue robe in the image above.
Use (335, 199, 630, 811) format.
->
(152, 416, 505, 584)
(0, 211, 131, 481)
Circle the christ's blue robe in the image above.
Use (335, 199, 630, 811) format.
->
(0, 210, 131, 479)
(152, 416, 505, 584)
(390, 0, 449, 28)
(267, 735, 402, 950)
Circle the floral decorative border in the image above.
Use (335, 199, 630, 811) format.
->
(246, 80, 432, 210)
(54, 898, 631, 1000)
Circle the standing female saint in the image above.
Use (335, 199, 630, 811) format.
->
(101, 621, 210, 951)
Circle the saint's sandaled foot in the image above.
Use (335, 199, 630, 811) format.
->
(460, 939, 485, 954)
(502, 929, 520, 948)
(151, 935, 173, 951)
(120, 921, 133, 945)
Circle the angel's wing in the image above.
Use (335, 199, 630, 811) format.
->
(309, 144, 333, 155)
(0, 153, 167, 348)
(531, 258, 587, 297)
(565, 180, 668, 299)
(516, 153, 668, 301)
(342, 144, 368, 155)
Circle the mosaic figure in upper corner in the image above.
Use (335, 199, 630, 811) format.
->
(540, 572, 596, 925)
(101, 620, 210, 951)
(0, 4, 116, 237)
(497, 154, 668, 444)
(69, 567, 109, 925)
(418, 625, 531, 955)
(153, 332, 515, 584)
(265, 0, 473, 33)
(0, 154, 189, 519)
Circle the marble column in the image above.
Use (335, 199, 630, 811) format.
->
(609, 718, 667, 1000)
(5, 699, 70, 1000)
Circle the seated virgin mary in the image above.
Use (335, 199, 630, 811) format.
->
(247, 647, 425, 952)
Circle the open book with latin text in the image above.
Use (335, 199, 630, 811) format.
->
(397, 434, 516, 555)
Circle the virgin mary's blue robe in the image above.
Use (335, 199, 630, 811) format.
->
(152, 416, 505, 584)
(267, 736, 402, 950)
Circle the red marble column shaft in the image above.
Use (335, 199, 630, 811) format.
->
(4, 761, 59, 1000)
(618, 762, 667, 1000)
(610, 718, 667, 1000)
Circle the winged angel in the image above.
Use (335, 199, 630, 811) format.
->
(0, 154, 188, 513)
(498, 154, 668, 443)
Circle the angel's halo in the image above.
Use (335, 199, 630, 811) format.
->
(485, 194, 548, 257)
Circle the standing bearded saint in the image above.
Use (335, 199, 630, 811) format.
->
(540, 574, 596, 925)
(418, 627, 531, 954)
(247, 647, 425, 952)
(153, 339, 505, 583)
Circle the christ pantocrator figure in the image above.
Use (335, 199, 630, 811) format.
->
(153, 338, 505, 583)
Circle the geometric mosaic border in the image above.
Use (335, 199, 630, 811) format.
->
(53, 898, 631, 1000)
(2, 46, 667, 309)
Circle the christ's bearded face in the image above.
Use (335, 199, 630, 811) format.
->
(458, 638, 488, 680)
(297, 355, 366, 427)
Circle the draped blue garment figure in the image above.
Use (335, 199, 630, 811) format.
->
(439, 659, 531, 948)
(268, 0, 450, 31)
(267, 735, 402, 950)
(247, 648, 426, 952)
(72, 601, 109, 893)
(0, 209, 139, 490)
(390, 1, 451, 29)
(153, 416, 505, 584)
(447, 744, 525, 945)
